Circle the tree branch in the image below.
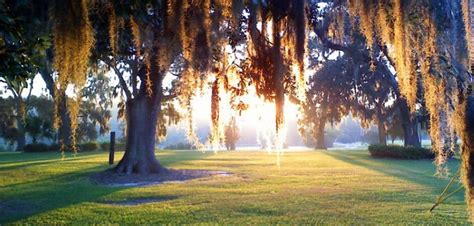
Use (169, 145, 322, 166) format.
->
(26, 77, 34, 103)
(104, 58, 132, 100)
(112, 66, 132, 100)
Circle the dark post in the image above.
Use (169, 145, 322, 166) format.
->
(109, 131, 115, 165)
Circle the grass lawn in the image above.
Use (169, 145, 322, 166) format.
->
(0, 149, 469, 224)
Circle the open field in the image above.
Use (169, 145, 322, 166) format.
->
(0, 149, 469, 224)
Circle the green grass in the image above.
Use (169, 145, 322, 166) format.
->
(0, 149, 469, 224)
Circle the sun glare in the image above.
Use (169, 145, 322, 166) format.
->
(186, 87, 298, 151)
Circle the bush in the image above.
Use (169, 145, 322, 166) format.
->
(163, 142, 192, 150)
(99, 142, 109, 151)
(368, 144, 434, 160)
(24, 143, 50, 152)
(78, 142, 99, 152)
(48, 143, 60, 152)
(99, 141, 126, 151)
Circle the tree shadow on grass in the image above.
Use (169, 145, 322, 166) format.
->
(0, 150, 212, 223)
(0, 153, 104, 172)
(0, 165, 121, 223)
(324, 150, 464, 200)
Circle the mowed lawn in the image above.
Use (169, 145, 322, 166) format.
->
(0, 149, 469, 224)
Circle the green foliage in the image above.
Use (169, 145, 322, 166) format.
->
(24, 143, 65, 153)
(99, 141, 125, 151)
(74, 73, 114, 143)
(163, 142, 193, 150)
(78, 142, 99, 152)
(368, 144, 434, 160)
(99, 142, 109, 151)
(0, 0, 50, 90)
(23, 143, 49, 152)
(48, 143, 60, 152)
(0, 98, 16, 144)
(24, 142, 102, 153)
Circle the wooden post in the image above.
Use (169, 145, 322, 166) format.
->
(109, 131, 115, 165)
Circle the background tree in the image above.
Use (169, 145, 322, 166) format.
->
(25, 96, 55, 144)
(307, 1, 422, 147)
(344, 0, 473, 215)
(0, 97, 18, 146)
(351, 60, 397, 145)
(224, 117, 240, 150)
(75, 71, 114, 142)
(0, 0, 50, 151)
(299, 56, 353, 149)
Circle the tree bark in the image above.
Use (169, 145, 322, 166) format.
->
(272, 18, 285, 134)
(13, 97, 26, 152)
(462, 95, 474, 219)
(15, 112, 26, 152)
(57, 91, 72, 150)
(39, 69, 74, 150)
(114, 94, 166, 174)
(314, 114, 327, 150)
(114, 40, 166, 174)
(398, 98, 421, 147)
(403, 118, 420, 147)
(377, 118, 387, 145)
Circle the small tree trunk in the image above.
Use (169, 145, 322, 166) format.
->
(16, 116, 26, 152)
(40, 69, 74, 150)
(377, 119, 387, 145)
(15, 99, 26, 152)
(57, 91, 72, 150)
(114, 95, 166, 174)
(462, 95, 474, 219)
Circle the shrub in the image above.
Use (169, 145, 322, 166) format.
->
(24, 143, 50, 152)
(99, 141, 126, 151)
(78, 142, 99, 152)
(48, 143, 60, 152)
(163, 142, 192, 150)
(99, 142, 109, 151)
(368, 144, 434, 160)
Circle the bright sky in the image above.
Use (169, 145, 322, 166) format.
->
(1, 71, 303, 147)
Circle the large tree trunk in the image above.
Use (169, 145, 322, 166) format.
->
(57, 91, 72, 150)
(398, 98, 421, 147)
(114, 42, 166, 174)
(462, 95, 474, 219)
(314, 113, 327, 150)
(377, 118, 387, 145)
(403, 119, 420, 147)
(114, 94, 166, 174)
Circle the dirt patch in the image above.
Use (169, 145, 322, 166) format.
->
(98, 196, 178, 206)
(91, 169, 231, 187)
